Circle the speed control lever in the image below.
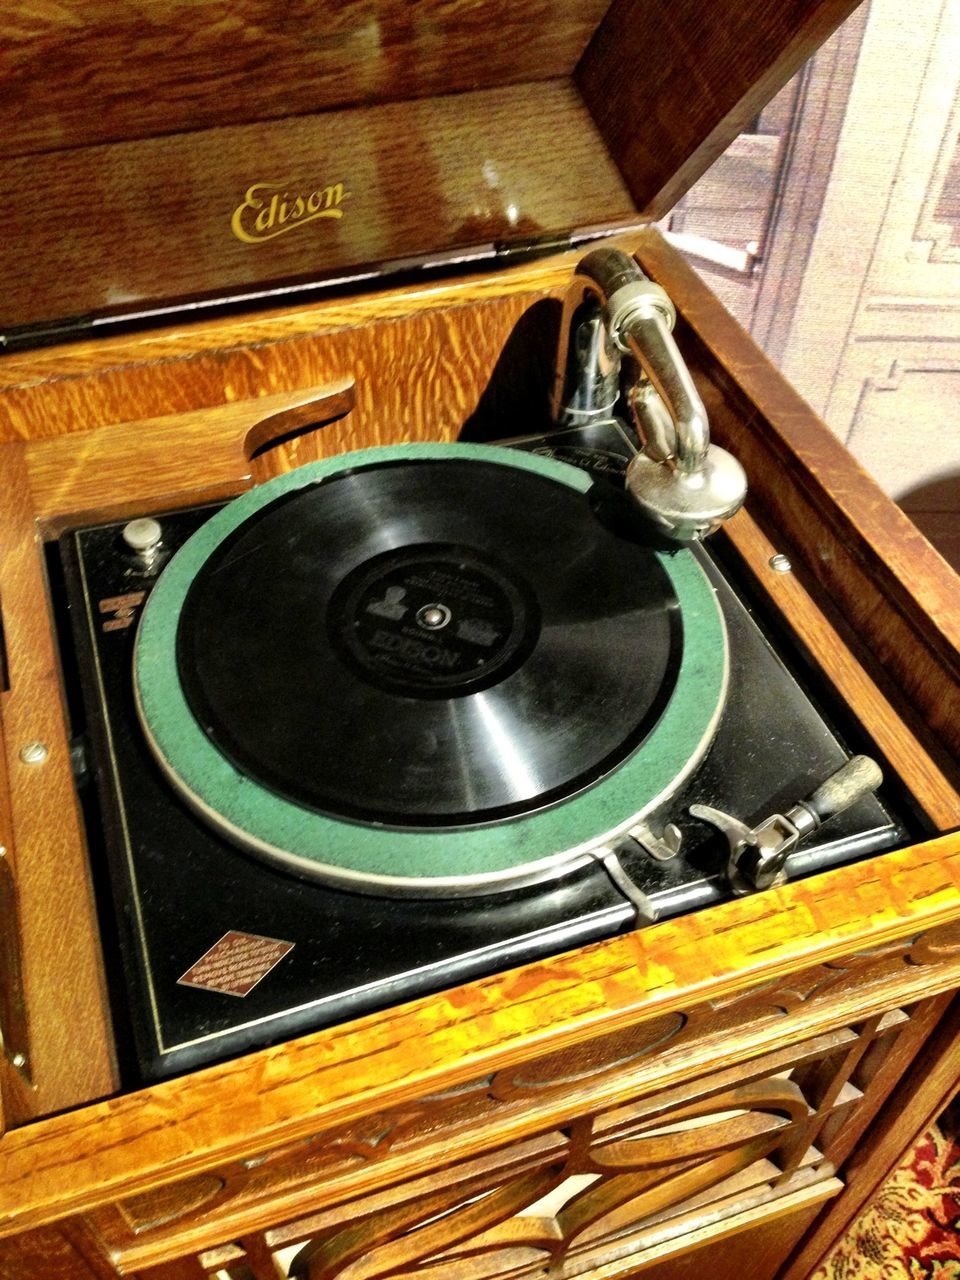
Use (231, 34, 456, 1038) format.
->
(690, 755, 884, 896)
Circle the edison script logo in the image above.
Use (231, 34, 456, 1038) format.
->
(231, 180, 349, 244)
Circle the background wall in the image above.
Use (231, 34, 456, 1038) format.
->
(666, 0, 960, 572)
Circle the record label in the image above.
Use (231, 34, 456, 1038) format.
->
(331, 543, 537, 696)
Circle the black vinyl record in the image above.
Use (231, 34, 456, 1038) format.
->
(175, 458, 682, 827)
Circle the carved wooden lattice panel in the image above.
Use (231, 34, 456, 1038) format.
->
(92, 920, 960, 1268)
(116, 991, 945, 1280)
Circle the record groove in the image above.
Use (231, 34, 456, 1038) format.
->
(135, 443, 727, 894)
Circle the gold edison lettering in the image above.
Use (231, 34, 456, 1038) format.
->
(231, 180, 350, 244)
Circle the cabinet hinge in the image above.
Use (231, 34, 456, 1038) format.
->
(494, 232, 575, 264)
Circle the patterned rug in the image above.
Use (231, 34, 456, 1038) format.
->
(812, 1126, 960, 1279)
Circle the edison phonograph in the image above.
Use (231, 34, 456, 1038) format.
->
(57, 251, 908, 1081)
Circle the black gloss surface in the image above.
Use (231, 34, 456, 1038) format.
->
(175, 460, 680, 825)
(61, 424, 908, 1084)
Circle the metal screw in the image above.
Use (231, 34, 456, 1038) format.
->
(0, 846, 6, 858)
(10, 1053, 26, 1070)
(19, 741, 49, 765)
(769, 553, 792, 574)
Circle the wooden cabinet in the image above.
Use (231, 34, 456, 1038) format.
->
(0, 228, 958, 1279)
(0, 2, 959, 1277)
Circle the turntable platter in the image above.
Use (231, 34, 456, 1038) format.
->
(134, 443, 727, 894)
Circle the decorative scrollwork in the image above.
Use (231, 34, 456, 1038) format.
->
(287, 1079, 810, 1279)
(109, 918, 960, 1257)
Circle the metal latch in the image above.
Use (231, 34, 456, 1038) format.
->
(689, 755, 884, 895)
(590, 846, 658, 925)
(627, 818, 683, 862)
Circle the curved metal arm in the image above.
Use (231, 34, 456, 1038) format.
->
(620, 311, 708, 475)
(552, 248, 747, 541)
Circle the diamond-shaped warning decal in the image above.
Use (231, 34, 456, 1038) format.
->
(178, 930, 294, 997)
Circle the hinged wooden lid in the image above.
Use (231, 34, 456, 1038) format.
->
(3, 0, 860, 347)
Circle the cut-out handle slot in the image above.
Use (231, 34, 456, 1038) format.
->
(244, 382, 356, 483)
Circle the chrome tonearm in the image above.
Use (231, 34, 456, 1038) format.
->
(552, 247, 747, 541)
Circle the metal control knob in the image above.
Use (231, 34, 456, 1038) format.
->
(122, 518, 163, 560)
(690, 755, 884, 895)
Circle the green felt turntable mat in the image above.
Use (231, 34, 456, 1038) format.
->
(134, 442, 728, 895)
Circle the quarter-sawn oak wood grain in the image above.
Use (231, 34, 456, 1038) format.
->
(0, 227, 958, 1280)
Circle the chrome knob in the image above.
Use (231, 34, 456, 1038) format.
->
(122, 518, 162, 560)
